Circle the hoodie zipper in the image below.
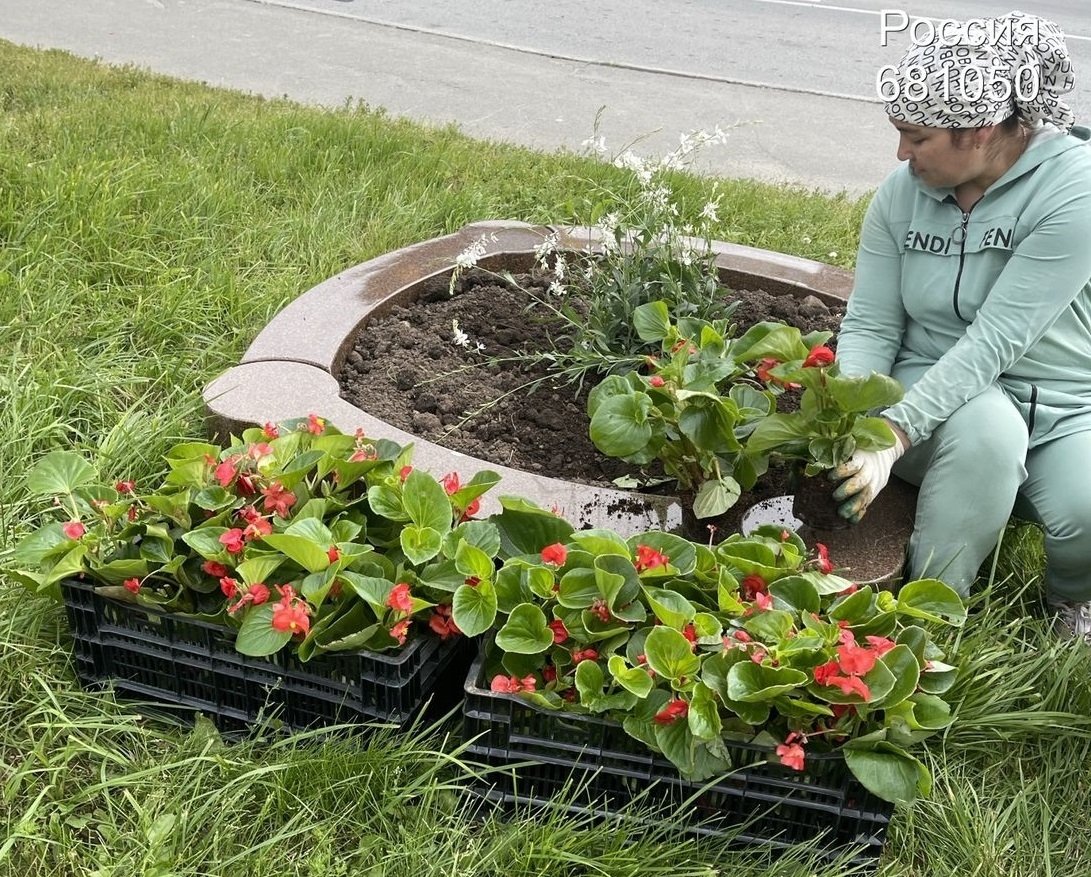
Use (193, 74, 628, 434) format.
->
(950, 205, 973, 322)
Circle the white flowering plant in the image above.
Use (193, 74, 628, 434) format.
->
(556, 129, 735, 364)
(443, 130, 737, 389)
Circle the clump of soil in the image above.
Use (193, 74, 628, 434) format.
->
(339, 269, 914, 582)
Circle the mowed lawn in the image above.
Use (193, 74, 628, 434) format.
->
(1, 40, 1089, 877)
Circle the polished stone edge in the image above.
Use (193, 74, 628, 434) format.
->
(239, 220, 855, 372)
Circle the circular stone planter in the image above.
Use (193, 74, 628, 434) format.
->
(204, 220, 916, 583)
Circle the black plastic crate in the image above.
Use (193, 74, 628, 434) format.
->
(461, 648, 892, 863)
(61, 578, 472, 731)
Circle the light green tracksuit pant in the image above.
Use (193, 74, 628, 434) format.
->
(890, 378, 1091, 602)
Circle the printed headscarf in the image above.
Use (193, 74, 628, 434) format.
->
(884, 11, 1076, 131)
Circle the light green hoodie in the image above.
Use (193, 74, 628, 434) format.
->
(837, 125, 1091, 448)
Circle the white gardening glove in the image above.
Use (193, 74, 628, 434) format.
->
(830, 427, 908, 524)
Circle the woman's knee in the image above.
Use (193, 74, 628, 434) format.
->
(900, 392, 1028, 486)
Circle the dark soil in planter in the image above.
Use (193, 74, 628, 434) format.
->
(791, 465, 852, 531)
(339, 270, 914, 582)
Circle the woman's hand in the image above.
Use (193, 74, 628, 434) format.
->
(829, 420, 910, 523)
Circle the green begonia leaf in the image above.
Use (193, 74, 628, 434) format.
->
(443, 520, 502, 559)
(400, 524, 444, 565)
(897, 579, 967, 626)
(491, 497, 574, 557)
(643, 627, 700, 680)
(367, 483, 407, 521)
(643, 587, 696, 629)
(589, 393, 656, 458)
(236, 603, 292, 657)
(557, 568, 599, 609)
(653, 713, 695, 775)
(726, 661, 808, 702)
(454, 540, 495, 582)
(918, 660, 958, 695)
(607, 655, 654, 698)
(842, 742, 931, 804)
(496, 603, 554, 654)
(769, 575, 820, 614)
(873, 644, 920, 708)
(570, 529, 631, 558)
(687, 682, 722, 742)
(340, 572, 395, 613)
(575, 659, 605, 705)
(633, 300, 671, 341)
(260, 533, 330, 573)
(692, 477, 741, 519)
(182, 528, 230, 561)
(27, 451, 97, 497)
(452, 579, 497, 637)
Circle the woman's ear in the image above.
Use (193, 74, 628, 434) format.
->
(974, 125, 1000, 150)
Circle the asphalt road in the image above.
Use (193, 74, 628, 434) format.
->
(2, 0, 1089, 194)
(261, 0, 1091, 109)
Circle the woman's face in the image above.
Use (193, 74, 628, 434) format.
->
(890, 119, 984, 189)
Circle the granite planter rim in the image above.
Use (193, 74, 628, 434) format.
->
(203, 220, 910, 583)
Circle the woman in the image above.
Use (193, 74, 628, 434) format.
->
(832, 11, 1091, 641)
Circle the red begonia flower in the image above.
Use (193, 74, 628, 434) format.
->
(262, 422, 280, 439)
(540, 543, 568, 566)
(649, 375, 666, 388)
(390, 619, 411, 645)
(327, 545, 340, 564)
(490, 675, 521, 694)
(740, 574, 767, 600)
(271, 601, 311, 636)
(548, 619, 569, 644)
(114, 480, 136, 494)
(123, 577, 141, 594)
(202, 561, 229, 578)
(387, 582, 413, 613)
(653, 699, 689, 725)
(813, 660, 840, 686)
(63, 521, 87, 540)
(815, 542, 835, 574)
(754, 357, 781, 383)
(261, 482, 297, 518)
(243, 518, 273, 541)
(865, 635, 897, 657)
(219, 528, 246, 554)
(802, 345, 835, 368)
(440, 472, 461, 495)
(306, 413, 326, 435)
(828, 674, 871, 700)
(837, 641, 878, 676)
(590, 598, 611, 622)
(633, 544, 670, 573)
(219, 576, 239, 598)
(214, 458, 238, 488)
(776, 740, 806, 771)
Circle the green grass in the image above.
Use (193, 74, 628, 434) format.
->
(1, 40, 1089, 876)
